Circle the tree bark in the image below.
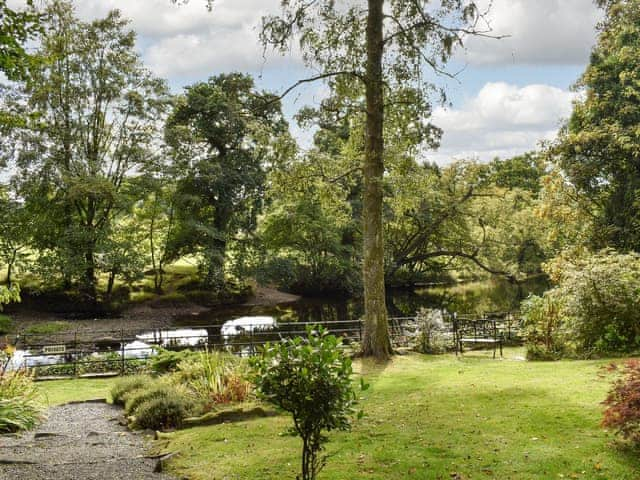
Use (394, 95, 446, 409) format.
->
(361, 0, 392, 359)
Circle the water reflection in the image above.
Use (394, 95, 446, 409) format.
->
(178, 277, 548, 326)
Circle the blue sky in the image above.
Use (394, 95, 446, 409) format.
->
(10, 0, 605, 164)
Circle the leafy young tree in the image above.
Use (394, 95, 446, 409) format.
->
(165, 72, 290, 290)
(134, 179, 177, 293)
(260, 0, 495, 359)
(251, 326, 364, 480)
(554, 0, 640, 251)
(4, 1, 169, 299)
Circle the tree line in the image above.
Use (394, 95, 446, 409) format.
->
(1, 0, 638, 359)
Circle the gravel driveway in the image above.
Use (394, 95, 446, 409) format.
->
(0, 402, 176, 480)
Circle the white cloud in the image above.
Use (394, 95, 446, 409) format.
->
(428, 82, 577, 164)
(69, 0, 302, 78)
(460, 0, 603, 65)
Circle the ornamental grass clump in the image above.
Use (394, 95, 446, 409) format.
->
(602, 359, 640, 447)
(0, 368, 45, 433)
(174, 349, 252, 407)
(251, 326, 366, 480)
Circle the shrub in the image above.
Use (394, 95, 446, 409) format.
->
(414, 308, 448, 354)
(602, 359, 640, 446)
(124, 383, 189, 415)
(149, 348, 195, 374)
(251, 326, 364, 480)
(133, 393, 195, 430)
(0, 369, 45, 433)
(111, 375, 154, 405)
(521, 292, 566, 360)
(548, 249, 640, 354)
(175, 349, 251, 406)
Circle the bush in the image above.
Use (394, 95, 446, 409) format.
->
(175, 349, 251, 407)
(543, 249, 640, 355)
(602, 360, 640, 446)
(111, 375, 154, 405)
(0, 369, 45, 433)
(521, 292, 566, 360)
(414, 308, 449, 354)
(251, 326, 364, 480)
(133, 393, 195, 430)
(149, 348, 195, 374)
(123, 382, 190, 415)
(112, 375, 197, 430)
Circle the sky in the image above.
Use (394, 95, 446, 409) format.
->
(10, 0, 604, 164)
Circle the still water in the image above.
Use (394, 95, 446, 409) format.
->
(175, 277, 548, 327)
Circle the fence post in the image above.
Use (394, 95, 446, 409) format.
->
(121, 328, 125, 375)
(73, 330, 78, 377)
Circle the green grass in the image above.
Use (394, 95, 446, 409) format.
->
(36, 378, 117, 406)
(23, 321, 72, 335)
(154, 350, 640, 480)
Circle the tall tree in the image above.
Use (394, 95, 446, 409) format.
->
(0, 0, 41, 80)
(3, 1, 169, 299)
(260, 0, 493, 358)
(165, 73, 291, 289)
(554, 0, 640, 251)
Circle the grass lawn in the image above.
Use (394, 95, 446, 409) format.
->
(37, 377, 117, 406)
(152, 349, 639, 480)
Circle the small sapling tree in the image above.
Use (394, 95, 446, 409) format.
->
(251, 326, 366, 480)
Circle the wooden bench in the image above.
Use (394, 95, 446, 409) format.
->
(452, 316, 503, 358)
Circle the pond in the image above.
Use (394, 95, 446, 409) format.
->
(174, 277, 548, 327)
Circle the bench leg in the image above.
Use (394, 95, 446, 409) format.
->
(500, 341, 503, 358)
(493, 344, 496, 359)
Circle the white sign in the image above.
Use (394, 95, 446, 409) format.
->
(42, 345, 66, 354)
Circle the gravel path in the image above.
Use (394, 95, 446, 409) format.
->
(0, 402, 176, 480)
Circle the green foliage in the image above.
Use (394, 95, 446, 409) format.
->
(112, 376, 196, 430)
(165, 72, 292, 289)
(24, 321, 71, 335)
(414, 308, 448, 354)
(526, 249, 640, 357)
(0, 369, 45, 433)
(488, 152, 545, 193)
(0, 283, 20, 309)
(602, 359, 640, 447)
(173, 349, 251, 406)
(149, 349, 195, 374)
(0, 314, 12, 334)
(111, 375, 154, 405)
(521, 292, 566, 361)
(0, 0, 41, 80)
(554, 0, 640, 251)
(133, 391, 196, 430)
(552, 249, 640, 354)
(251, 326, 362, 480)
(2, 1, 170, 298)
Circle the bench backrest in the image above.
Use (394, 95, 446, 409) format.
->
(452, 318, 498, 340)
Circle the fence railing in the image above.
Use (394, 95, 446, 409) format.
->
(3, 312, 520, 379)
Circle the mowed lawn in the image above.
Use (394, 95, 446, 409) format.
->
(38, 350, 640, 479)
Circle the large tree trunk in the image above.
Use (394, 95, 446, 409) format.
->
(361, 0, 392, 359)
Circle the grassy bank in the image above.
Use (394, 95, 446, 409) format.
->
(154, 350, 638, 480)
